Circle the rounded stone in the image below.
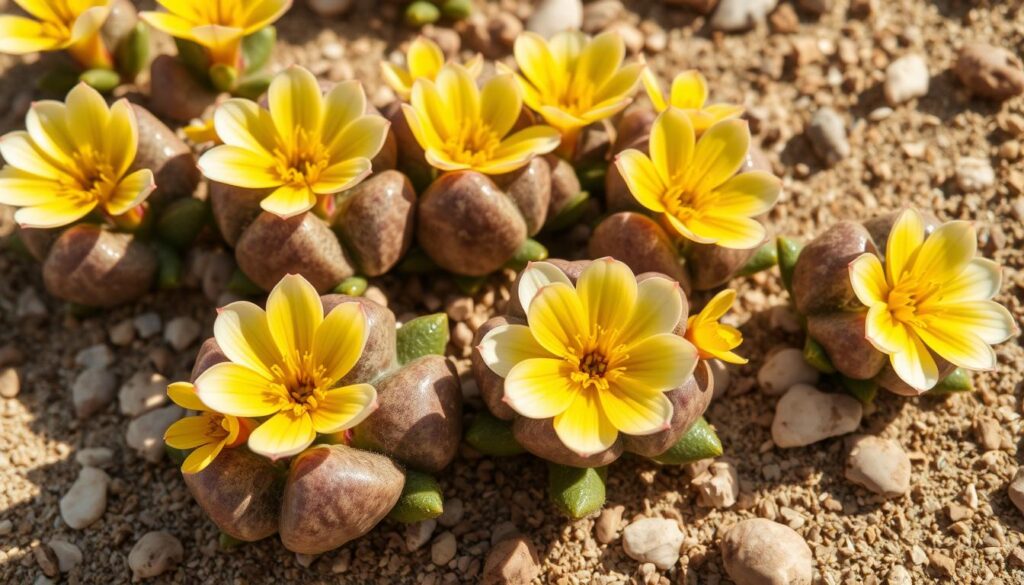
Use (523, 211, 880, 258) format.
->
(147, 55, 221, 122)
(721, 518, 814, 585)
(130, 104, 200, 208)
(955, 43, 1024, 101)
(511, 416, 623, 468)
(844, 435, 911, 498)
(279, 444, 404, 555)
(493, 157, 552, 236)
(42, 225, 157, 307)
(588, 212, 689, 287)
(209, 182, 270, 247)
(416, 171, 527, 276)
(352, 355, 462, 473)
(622, 360, 714, 457)
(470, 316, 522, 421)
(334, 170, 416, 276)
(183, 448, 282, 542)
(791, 221, 875, 316)
(235, 211, 354, 292)
(320, 294, 397, 386)
(545, 154, 584, 222)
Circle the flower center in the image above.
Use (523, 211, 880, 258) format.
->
(565, 328, 627, 392)
(272, 352, 331, 416)
(61, 146, 118, 207)
(885, 277, 940, 326)
(444, 125, 501, 166)
(274, 128, 330, 187)
(200, 0, 245, 27)
(205, 414, 231, 439)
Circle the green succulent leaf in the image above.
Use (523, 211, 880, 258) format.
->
(927, 368, 973, 395)
(218, 532, 245, 549)
(79, 68, 120, 93)
(115, 23, 150, 80)
(548, 464, 607, 519)
(38, 66, 80, 94)
(233, 74, 273, 100)
(396, 313, 449, 365)
(396, 247, 439, 274)
(841, 376, 878, 405)
(209, 63, 238, 93)
(241, 26, 275, 73)
(174, 38, 211, 80)
(650, 417, 723, 465)
(333, 276, 368, 297)
(454, 275, 486, 295)
(165, 444, 189, 465)
(544, 191, 590, 232)
(388, 470, 444, 523)
(737, 240, 779, 277)
(465, 413, 526, 456)
(803, 337, 836, 374)
(440, 0, 472, 19)
(227, 269, 265, 296)
(156, 198, 209, 250)
(776, 236, 802, 295)
(576, 161, 607, 197)
(154, 243, 183, 290)
(505, 238, 548, 271)
(405, 1, 441, 27)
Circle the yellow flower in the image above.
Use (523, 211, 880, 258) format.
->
(164, 381, 254, 474)
(195, 274, 378, 459)
(504, 31, 643, 137)
(402, 63, 561, 174)
(0, 0, 113, 69)
(615, 107, 781, 249)
(479, 258, 699, 456)
(0, 83, 156, 229)
(198, 66, 389, 219)
(849, 209, 1016, 392)
(381, 36, 483, 101)
(641, 66, 744, 133)
(183, 117, 221, 145)
(140, 0, 291, 68)
(684, 289, 747, 365)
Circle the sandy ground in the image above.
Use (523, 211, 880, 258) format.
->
(1, 0, 1023, 583)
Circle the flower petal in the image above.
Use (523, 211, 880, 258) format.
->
(889, 333, 939, 392)
(321, 80, 367, 147)
(711, 171, 781, 217)
(939, 258, 1002, 302)
(326, 115, 389, 165)
(669, 70, 709, 110)
(615, 149, 666, 213)
(618, 276, 683, 343)
(65, 83, 110, 153)
(650, 108, 695, 185)
(575, 30, 624, 91)
(13, 200, 94, 228)
(138, 11, 197, 41)
(167, 381, 207, 411)
(913, 318, 996, 371)
(312, 301, 368, 385)
(165, 414, 218, 450)
(640, 64, 667, 112)
(213, 98, 279, 156)
(406, 36, 444, 80)
(260, 183, 317, 218)
(104, 99, 139, 178)
(311, 383, 377, 434)
(553, 391, 618, 456)
(593, 62, 644, 107)
(0, 131, 62, 180)
(104, 169, 155, 216)
(241, 0, 290, 33)
(615, 333, 697, 391)
(268, 66, 324, 146)
(687, 119, 750, 193)
(195, 362, 286, 417)
(247, 410, 316, 459)
(311, 158, 371, 195)
(600, 379, 673, 436)
(922, 300, 1016, 345)
(864, 303, 911, 355)
(483, 125, 561, 173)
(502, 358, 578, 419)
(576, 257, 637, 335)
(849, 253, 888, 307)
(435, 64, 480, 131)
(381, 62, 413, 99)
(0, 168, 60, 207)
(884, 208, 925, 282)
(687, 214, 766, 249)
(527, 282, 588, 357)
(513, 32, 557, 97)
(266, 274, 324, 366)
(214, 300, 284, 380)
(198, 145, 281, 189)
(0, 16, 64, 54)
(518, 261, 573, 315)
(180, 440, 226, 474)
(910, 220, 977, 283)
(25, 101, 74, 171)
(478, 324, 551, 378)
(479, 73, 521, 139)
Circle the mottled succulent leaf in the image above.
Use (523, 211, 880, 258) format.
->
(544, 191, 590, 232)
(505, 238, 549, 271)
(454, 275, 485, 296)
(737, 241, 779, 276)
(209, 64, 238, 93)
(156, 198, 209, 250)
(548, 464, 607, 519)
(841, 376, 878, 405)
(396, 313, 449, 365)
(233, 74, 272, 100)
(387, 470, 444, 523)
(650, 417, 723, 465)
(115, 23, 150, 80)
(396, 247, 439, 274)
(405, 1, 441, 27)
(79, 68, 120, 93)
(803, 336, 836, 374)
(465, 413, 526, 456)
(928, 368, 973, 395)
(333, 276, 368, 297)
(174, 38, 210, 80)
(227, 269, 264, 296)
(154, 243, 182, 290)
(241, 26, 275, 74)
(776, 236, 803, 295)
(441, 0, 472, 19)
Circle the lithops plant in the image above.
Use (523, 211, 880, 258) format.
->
(783, 208, 1017, 399)
(1, 83, 201, 307)
(0, 0, 150, 93)
(140, 0, 290, 120)
(197, 66, 412, 293)
(590, 70, 782, 293)
(167, 274, 461, 554)
(468, 258, 724, 518)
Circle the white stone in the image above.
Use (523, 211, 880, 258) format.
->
(405, 519, 437, 552)
(119, 371, 169, 417)
(692, 461, 739, 508)
(757, 348, 819, 395)
(956, 157, 996, 193)
(128, 531, 183, 580)
(526, 0, 583, 38)
(74, 345, 113, 370)
(1008, 467, 1024, 515)
(72, 369, 117, 419)
(133, 313, 162, 339)
(771, 384, 862, 448)
(807, 107, 850, 166)
(711, 0, 777, 32)
(60, 467, 109, 530)
(885, 54, 930, 105)
(721, 519, 813, 585)
(164, 317, 201, 351)
(108, 319, 135, 346)
(126, 405, 184, 462)
(47, 540, 82, 572)
(431, 531, 457, 566)
(621, 517, 684, 571)
(845, 435, 911, 497)
(75, 447, 114, 469)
